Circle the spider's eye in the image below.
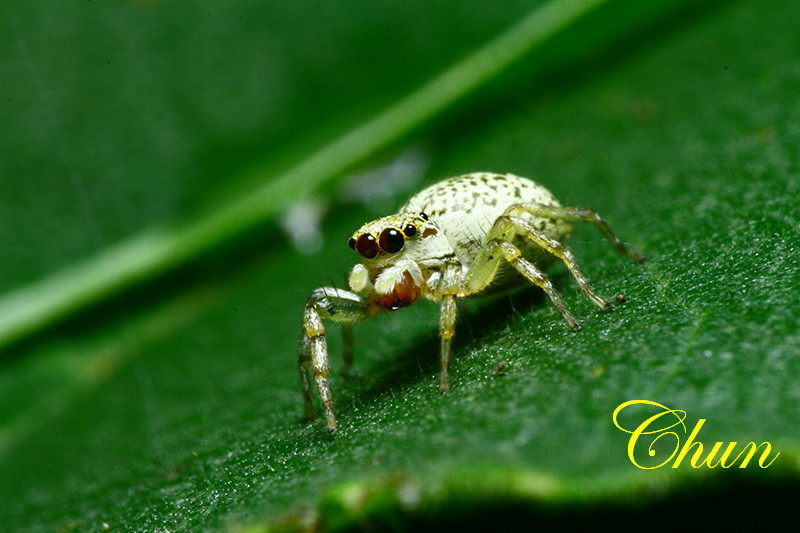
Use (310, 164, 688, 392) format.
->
(402, 224, 417, 237)
(355, 234, 379, 259)
(378, 228, 405, 254)
(348, 237, 356, 249)
(419, 212, 429, 221)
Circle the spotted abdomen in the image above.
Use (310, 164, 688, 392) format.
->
(401, 173, 570, 268)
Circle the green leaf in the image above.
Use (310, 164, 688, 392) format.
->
(2, 0, 798, 531)
(0, 0, 607, 350)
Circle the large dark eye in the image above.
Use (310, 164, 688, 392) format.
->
(355, 234, 379, 259)
(378, 228, 405, 253)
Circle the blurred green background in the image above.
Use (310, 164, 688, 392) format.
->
(1, 0, 798, 531)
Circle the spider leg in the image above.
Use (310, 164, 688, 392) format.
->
(461, 237, 580, 329)
(490, 210, 629, 311)
(300, 287, 376, 433)
(461, 207, 627, 327)
(507, 203, 646, 263)
(436, 263, 461, 393)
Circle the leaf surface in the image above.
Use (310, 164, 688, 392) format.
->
(1, 1, 798, 531)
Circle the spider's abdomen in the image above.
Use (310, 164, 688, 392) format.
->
(401, 173, 570, 270)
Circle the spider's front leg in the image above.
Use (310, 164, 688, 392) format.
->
(300, 287, 377, 434)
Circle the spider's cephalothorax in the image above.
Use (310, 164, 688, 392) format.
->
(299, 172, 644, 433)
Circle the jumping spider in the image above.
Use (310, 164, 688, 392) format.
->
(299, 172, 644, 433)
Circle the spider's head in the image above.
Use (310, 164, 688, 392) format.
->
(347, 212, 454, 310)
(347, 212, 447, 266)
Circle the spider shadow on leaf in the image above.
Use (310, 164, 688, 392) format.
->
(335, 277, 565, 415)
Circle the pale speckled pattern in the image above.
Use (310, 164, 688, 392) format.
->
(401, 172, 570, 272)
